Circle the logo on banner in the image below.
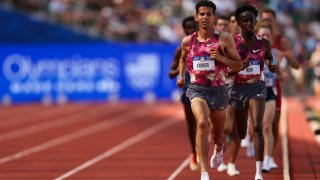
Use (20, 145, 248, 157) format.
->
(124, 53, 160, 91)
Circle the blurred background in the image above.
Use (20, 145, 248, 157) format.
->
(0, 0, 320, 105)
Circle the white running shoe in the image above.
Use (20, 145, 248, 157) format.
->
(201, 172, 210, 180)
(262, 156, 271, 173)
(262, 162, 270, 173)
(255, 173, 264, 180)
(210, 146, 224, 168)
(246, 142, 255, 157)
(270, 158, 278, 169)
(241, 136, 250, 147)
(217, 163, 227, 172)
(227, 163, 240, 176)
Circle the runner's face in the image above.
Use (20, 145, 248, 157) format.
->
(257, 27, 272, 42)
(215, 19, 229, 32)
(184, 20, 197, 35)
(229, 16, 240, 34)
(195, 6, 216, 30)
(238, 11, 256, 36)
(261, 12, 275, 24)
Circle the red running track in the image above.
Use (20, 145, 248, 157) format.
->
(0, 98, 318, 179)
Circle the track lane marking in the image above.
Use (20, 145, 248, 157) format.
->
(281, 98, 290, 180)
(0, 106, 161, 164)
(167, 154, 191, 180)
(0, 104, 127, 142)
(55, 112, 183, 180)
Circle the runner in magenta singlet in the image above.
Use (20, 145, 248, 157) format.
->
(230, 4, 277, 180)
(176, 1, 242, 179)
(186, 31, 229, 87)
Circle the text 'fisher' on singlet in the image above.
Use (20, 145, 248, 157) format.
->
(186, 30, 228, 87)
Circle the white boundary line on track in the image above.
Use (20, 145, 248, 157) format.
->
(281, 98, 290, 180)
(0, 106, 154, 164)
(167, 154, 191, 180)
(0, 105, 89, 128)
(55, 112, 183, 180)
(0, 104, 125, 142)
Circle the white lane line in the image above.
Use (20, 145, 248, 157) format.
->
(281, 98, 290, 180)
(0, 106, 155, 164)
(0, 104, 125, 142)
(167, 154, 191, 180)
(55, 112, 183, 180)
(0, 105, 90, 128)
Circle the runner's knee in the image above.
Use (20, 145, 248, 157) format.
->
(252, 123, 262, 133)
(197, 120, 209, 133)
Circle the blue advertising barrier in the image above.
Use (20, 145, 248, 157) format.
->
(0, 43, 179, 103)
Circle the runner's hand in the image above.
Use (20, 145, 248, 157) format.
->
(210, 48, 222, 62)
(268, 64, 277, 73)
(176, 78, 185, 88)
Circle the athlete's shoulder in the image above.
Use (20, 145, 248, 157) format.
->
(181, 33, 194, 46)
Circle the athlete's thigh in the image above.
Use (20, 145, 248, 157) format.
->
(248, 98, 265, 126)
(209, 108, 227, 131)
(190, 97, 210, 122)
(263, 100, 276, 125)
(231, 106, 249, 138)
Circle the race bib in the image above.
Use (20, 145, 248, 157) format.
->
(193, 56, 215, 71)
(238, 65, 260, 75)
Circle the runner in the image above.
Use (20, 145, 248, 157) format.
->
(217, 12, 242, 176)
(168, 15, 199, 171)
(176, 1, 242, 179)
(230, 4, 277, 180)
(260, 7, 300, 169)
(256, 19, 282, 172)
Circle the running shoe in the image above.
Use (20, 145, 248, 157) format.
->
(270, 158, 278, 169)
(227, 163, 240, 176)
(255, 173, 264, 180)
(217, 163, 227, 172)
(210, 145, 224, 168)
(201, 172, 210, 180)
(246, 141, 255, 157)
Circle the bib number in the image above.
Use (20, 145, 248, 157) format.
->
(238, 65, 260, 75)
(193, 57, 215, 71)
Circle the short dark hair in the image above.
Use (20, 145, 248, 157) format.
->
(217, 15, 229, 21)
(228, 12, 236, 21)
(261, 7, 276, 18)
(182, 16, 195, 29)
(255, 19, 273, 33)
(235, 4, 258, 21)
(195, 0, 216, 14)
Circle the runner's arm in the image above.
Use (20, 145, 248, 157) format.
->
(214, 32, 243, 72)
(280, 37, 300, 69)
(169, 47, 182, 79)
(177, 36, 190, 88)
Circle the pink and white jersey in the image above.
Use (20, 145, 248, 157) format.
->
(186, 31, 228, 87)
(234, 34, 264, 84)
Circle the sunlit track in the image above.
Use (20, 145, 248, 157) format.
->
(167, 154, 191, 180)
(0, 99, 316, 179)
(0, 103, 91, 129)
(0, 104, 44, 120)
(0, 104, 173, 165)
(55, 111, 183, 180)
(0, 103, 130, 142)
